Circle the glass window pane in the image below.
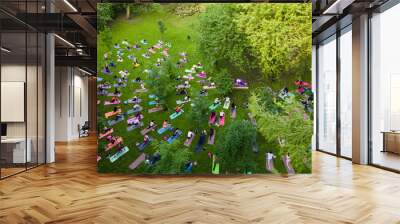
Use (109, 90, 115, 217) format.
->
(1, 31, 27, 177)
(318, 35, 337, 154)
(371, 4, 400, 171)
(340, 27, 352, 158)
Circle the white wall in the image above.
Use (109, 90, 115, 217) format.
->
(54, 66, 89, 141)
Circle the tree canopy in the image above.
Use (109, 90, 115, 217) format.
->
(152, 141, 192, 174)
(216, 120, 257, 173)
(248, 88, 312, 173)
(198, 4, 311, 82)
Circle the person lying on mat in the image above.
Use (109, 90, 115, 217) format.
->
(114, 43, 120, 49)
(231, 102, 236, 110)
(115, 114, 123, 120)
(103, 126, 111, 133)
(148, 120, 156, 129)
(219, 111, 225, 118)
(175, 106, 182, 113)
(132, 117, 140, 126)
(133, 44, 140, 49)
(187, 130, 194, 139)
(162, 120, 169, 128)
(113, 88, 120, 95)
(209, 128, 215, 137)
(143, 135, 150, 143)
(178, 89, 187, 95)
(176, 61, 182, 68)
(113, 106, 119, 112)
(172, 128, 181, 137)
(140, 83, 146, 89)
(111, 97, 119, 103)
(135, 112, 142, 119)
(133, 104, 140, 110)
(210, 111, 216, 121)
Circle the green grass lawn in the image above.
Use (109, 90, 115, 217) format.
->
(97, 7, 287, 174)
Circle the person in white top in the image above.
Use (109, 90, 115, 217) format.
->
(187, 130, 194, 139)
(219, 111, 225, 118)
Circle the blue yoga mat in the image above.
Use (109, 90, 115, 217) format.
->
(157, 125, 173, 135)
(107, 116, 124, 126)
(167, 130, 182, 144)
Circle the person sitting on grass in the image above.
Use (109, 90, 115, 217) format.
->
(162, 120, 169, 128)
(187, 130, 194, 140)
(104, 65, 110, 73)
(184, 96, 190, 102)
(175, 106, 182, 113)
(148, 120, 155, 129)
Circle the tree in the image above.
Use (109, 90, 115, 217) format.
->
(198, 4, 256, 74)
(248, 88, 312, 173)
(188, 97, 209, 131)
(157, 20, 167, 38)
(235, 4, 312, 81)
(214, 69, 233, 96)
(152, 141, 192, 174)
(145, 67, 174, 103)
(99, 27, 113, 51)
(97, 3, 114, 32)
(216, 120, 257, 173)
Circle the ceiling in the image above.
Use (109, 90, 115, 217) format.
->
(0, 0, 97, 73)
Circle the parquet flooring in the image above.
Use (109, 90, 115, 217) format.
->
(1, 136, 400, 224)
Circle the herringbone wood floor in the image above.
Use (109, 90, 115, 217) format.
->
(1, 136, 400, 224)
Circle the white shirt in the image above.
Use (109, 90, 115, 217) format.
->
(187, 131, 194, 138)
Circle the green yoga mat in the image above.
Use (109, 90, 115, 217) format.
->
(209, 103, 220, 110)
(212, 155, 220, 174)
(109, 146, 129, 163)
(169, 110, 184, 120)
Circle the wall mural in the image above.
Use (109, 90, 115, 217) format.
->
(97, 3, 313, 174)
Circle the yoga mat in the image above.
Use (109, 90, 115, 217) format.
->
(208, 131, 216, 145)
(157, 125, 173, 134)
(169, 110, 184, 120)
(98, 129, 113, 139)
(148, 101, 157, 106)
(223, 99, 230, 109)
(209, 103, 220, 110)
(148, 107, 163, 113)
(137, 138, 152, 151)
(126, 122, 143, 132)
(167, 130, 182, 144)
(140, 125, 157, 135)
(184, 134, 195, 146)
(107, 116, 124, 126)
(109, 146, 129, 163)
(124, 99, 141, 104)
(126, 106, 142, 115)
(128, 153, 146, 170)
(105, 137, 123, 151)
